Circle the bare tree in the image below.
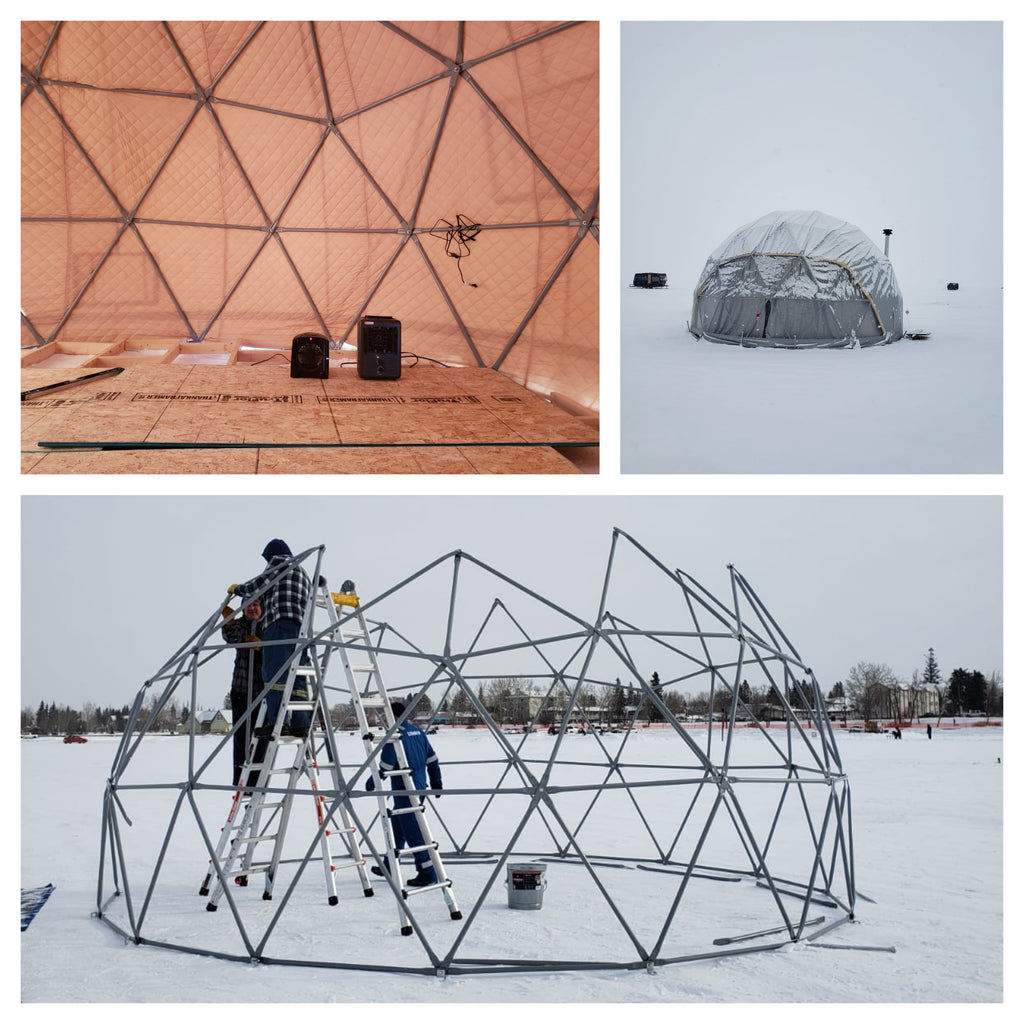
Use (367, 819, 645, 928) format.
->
(985, 671, 1003, 717)
(711, 687, 732, 721)
(661, 688, 686, 720)
(845, 662, 900, 721)
(483, 677, 531, 723)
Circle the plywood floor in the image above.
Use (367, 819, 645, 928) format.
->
(21, 364, 598, 475)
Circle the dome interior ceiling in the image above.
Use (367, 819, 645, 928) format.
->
(21, 21, 599, 409)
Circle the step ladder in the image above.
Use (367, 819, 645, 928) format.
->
(326, 581, 462, 936)
(199, 562, 372, 911)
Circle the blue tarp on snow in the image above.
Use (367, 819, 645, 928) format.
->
(21, 883, 55, 931)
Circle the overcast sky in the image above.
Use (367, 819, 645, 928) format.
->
(21, 495, 1001, 710)
(620, 20, 1003, 296)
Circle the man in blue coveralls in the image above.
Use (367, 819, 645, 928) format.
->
(368, 700, 444, 887)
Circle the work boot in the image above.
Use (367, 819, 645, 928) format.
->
(406, 867, 438, 888)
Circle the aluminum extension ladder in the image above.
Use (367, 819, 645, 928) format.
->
(326, 581, 463, 936)
(199, 577, 371, 911)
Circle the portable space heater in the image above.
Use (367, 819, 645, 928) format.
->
(290, 333, 330, 379)
(357, 316, 402, 380)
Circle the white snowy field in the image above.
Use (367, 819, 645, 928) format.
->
(620, 285, 1002, 474)
(21, 726, 1003, 1004)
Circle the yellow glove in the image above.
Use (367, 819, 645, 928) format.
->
(332, 591, 359, 607)
(227, 583, 239, 595)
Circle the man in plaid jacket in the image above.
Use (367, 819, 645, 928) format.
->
(230, 539, 312, 738)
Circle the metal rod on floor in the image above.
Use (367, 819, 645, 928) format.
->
(21, 365, 125, 401)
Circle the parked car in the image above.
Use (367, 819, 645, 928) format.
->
(63, 734, 88, 744)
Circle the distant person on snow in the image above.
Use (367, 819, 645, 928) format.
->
(367, 700, 444, 887)
(229, 539, 312, 739)
(220, 598, 263, 785)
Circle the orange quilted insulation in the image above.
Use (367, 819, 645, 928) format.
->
(21, 21, 599, 410)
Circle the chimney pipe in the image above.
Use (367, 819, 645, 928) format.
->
(882, 228, 892, 257)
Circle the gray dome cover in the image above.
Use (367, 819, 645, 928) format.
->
(689, 210, 903, 348)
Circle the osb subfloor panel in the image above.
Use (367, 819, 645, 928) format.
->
(21, 364, 597, 475)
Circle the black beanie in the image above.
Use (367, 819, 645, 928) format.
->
(262, 539, 292, 561)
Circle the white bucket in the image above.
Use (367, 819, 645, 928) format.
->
(506, 862, 546, 910)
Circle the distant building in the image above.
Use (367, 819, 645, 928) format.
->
(178, 709, 232, 735)
(505, 694, 545, 723)
(889, 683, 942, 720)
(826, 696, 856, 721)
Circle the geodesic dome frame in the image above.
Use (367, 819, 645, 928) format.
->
(97, 531, 857, 976)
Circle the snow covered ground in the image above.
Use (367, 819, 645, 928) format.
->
(21, 726, 1002, 1004)
(620, 285, 1002, 474)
